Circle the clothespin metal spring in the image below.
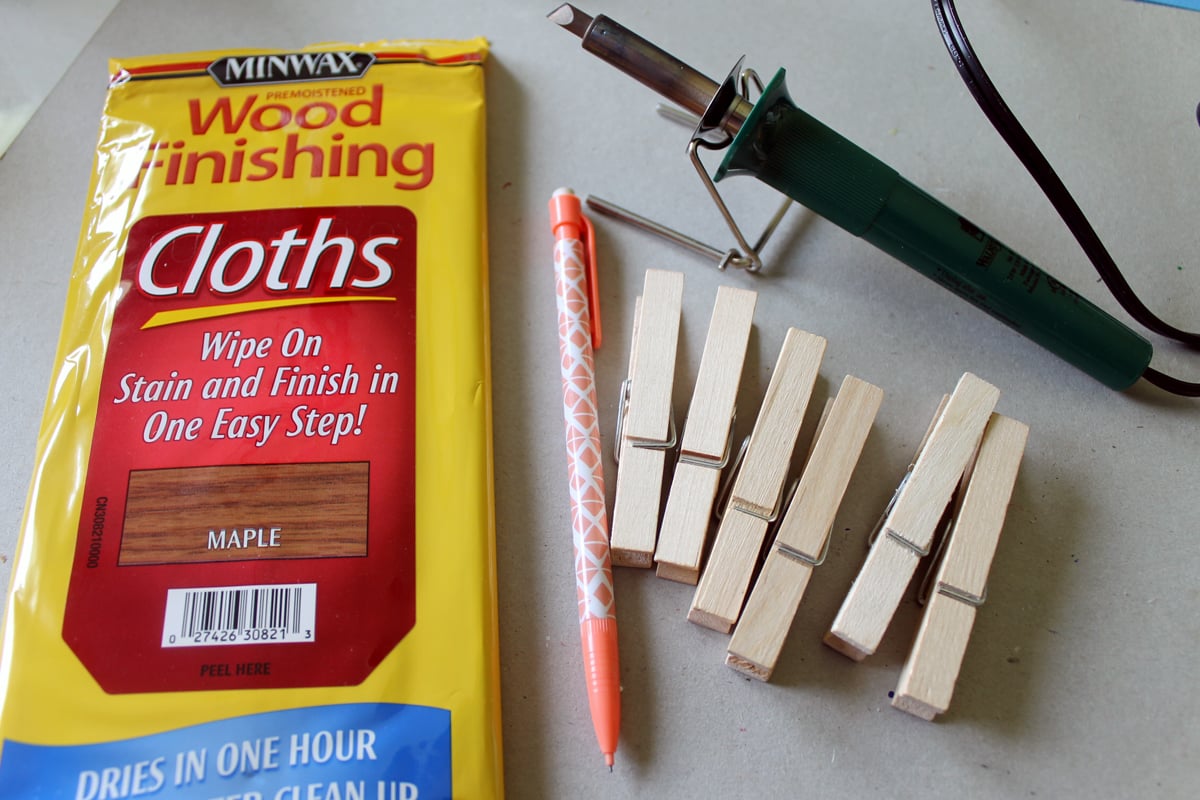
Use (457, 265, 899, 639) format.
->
(611, 378, 677, 465)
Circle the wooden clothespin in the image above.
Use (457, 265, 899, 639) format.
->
(655, 285, 757, 584)
(610, 268, 684, 567)
(824, 372, 1000, 661)
(688, 327, 826, 632)
(727, 375, 883, 680)
(892, 413, 1028, 720)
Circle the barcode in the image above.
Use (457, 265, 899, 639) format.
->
(161, 583, 316, 648)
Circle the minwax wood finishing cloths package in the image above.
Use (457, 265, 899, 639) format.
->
(0, 40, 502, 798)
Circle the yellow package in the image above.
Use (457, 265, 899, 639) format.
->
(0, 40, 501, 798)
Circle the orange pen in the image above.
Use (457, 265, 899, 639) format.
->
(548, 187, 621, 768)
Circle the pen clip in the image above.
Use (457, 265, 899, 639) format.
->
(580, 210, 602, 350)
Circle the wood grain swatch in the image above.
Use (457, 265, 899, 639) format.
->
(120, 461, 369, 564)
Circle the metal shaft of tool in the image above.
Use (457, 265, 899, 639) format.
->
(549, 4, 751, 133)
(585, 195, 728, 262)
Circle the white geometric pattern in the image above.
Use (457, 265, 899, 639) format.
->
(554, 238, 617, 622)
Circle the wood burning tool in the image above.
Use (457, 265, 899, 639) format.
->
(549, 3, 1200, 396)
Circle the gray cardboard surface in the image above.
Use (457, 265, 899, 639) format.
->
(1, 1, 1197, 797)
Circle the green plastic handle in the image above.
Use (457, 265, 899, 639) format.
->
(717, 69, 1152, 390)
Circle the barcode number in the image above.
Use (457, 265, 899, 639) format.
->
(161, 583, 316, 648)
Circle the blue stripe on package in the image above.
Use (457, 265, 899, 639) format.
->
(0, 703, 450, 800)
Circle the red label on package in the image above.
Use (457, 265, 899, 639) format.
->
(62, 205, 417, 693)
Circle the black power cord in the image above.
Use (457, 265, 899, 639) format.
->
(931, 0, 1200, 396)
